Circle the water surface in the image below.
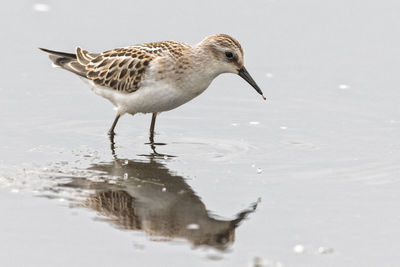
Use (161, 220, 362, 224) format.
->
(1, 0, 400, 266)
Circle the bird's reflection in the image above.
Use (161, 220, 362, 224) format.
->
(109, 132, 172, 159)
(61, 148, 259, 250)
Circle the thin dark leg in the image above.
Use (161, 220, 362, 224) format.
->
(108, 132, 117, 159)
(108, 114, 121, 136)
(149, 113, 157, 144)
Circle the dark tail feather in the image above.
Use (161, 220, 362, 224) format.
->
(39, 47, 87, 78)
(39, 47, 77, 59)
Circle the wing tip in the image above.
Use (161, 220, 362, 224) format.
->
(38, 47, 77, 59)
(39, 47, 51, 53)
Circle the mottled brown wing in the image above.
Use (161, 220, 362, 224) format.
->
(80, 47, 155, 93)
(140, 40, 190, 59)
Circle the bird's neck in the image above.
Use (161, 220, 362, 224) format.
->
(191, 44, 223, 78)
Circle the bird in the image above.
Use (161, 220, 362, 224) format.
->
(40, 34, 265, 143)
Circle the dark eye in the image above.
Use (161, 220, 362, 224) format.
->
(225, 51, 233, 59)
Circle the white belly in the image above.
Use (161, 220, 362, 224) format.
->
(84, 78, 203, 115)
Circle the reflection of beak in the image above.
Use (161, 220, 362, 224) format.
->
(238, 66, 266, 100)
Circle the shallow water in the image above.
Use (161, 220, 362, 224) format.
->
(1, 0, 400, 266)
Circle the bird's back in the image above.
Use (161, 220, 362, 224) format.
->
(40, 41, 192, 93)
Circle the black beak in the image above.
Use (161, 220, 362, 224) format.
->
(238, 66, 266, 100)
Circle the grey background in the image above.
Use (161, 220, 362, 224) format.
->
(1, 0, 400, 266)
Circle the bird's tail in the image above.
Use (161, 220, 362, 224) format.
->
(39, 47, 87, 78)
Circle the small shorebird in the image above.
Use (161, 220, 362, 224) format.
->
(40, 34, 265, 143)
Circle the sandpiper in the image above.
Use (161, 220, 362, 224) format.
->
(40, 34, 265, 142)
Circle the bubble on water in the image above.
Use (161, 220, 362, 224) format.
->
(293, 244, 305, 254)
(257, 168, 263, 174)
(280, 126, 287, 130)
(162, 187, 167, 192)
(186, 223, 200, 230)
(317, 246, 334, 254)
(33, 3, 51, 12)
(338, 84, 350, 90)
(123, 173, 128, 180)
(249, 121, 260, 125)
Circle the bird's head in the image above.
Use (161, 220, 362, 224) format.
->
(198, 34, 266, 100)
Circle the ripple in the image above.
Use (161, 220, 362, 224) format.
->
(172, 137, 252, 162)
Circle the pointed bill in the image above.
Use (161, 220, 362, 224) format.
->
(238, 66, 266, 100)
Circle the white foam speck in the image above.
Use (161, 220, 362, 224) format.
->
(257, 168, 263, 174)
(163, 155, 168, 160)
(33, 3, 50, 12)
(186, 223, 200, 230)
(280, 126, 287, 130)
(293, 244, 305, 254)
(11, 189, 19, 193)
(338, 84, 350, 90)
(162, 187, 167, 192)
(251, 164, 256, 168)
(231, 123, 239, 127)
(266, 73, 274, 78)
(249, 121, 260, 125)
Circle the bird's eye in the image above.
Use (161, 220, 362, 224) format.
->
(225, 51, 233, 59)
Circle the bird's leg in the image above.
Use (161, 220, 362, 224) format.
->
(108, 114, 121, 136)
(108, 132, 118, 159)
(149, 113, 157, 144)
